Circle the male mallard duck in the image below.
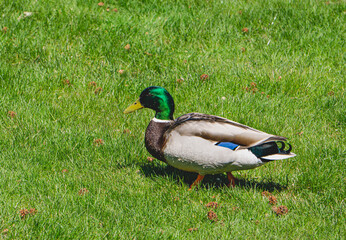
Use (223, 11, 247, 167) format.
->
(124, 86, 295, 189)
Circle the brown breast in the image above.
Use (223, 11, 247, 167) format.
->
(145, 120, 173, 162)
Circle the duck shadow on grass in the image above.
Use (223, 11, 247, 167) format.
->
(140, 163, 287, 192)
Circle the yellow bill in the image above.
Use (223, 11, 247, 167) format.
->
(124, 99, 144, 114)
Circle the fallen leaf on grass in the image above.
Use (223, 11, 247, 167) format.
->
(89, 81, 97, 87)
(113, 8, 118, 12)
(147, 157, 154, 162)
(8, 111, 16, 118)
(29, 208, 37, 215)
(94, 87, 103, 95)
(62, 169, 68, 173)
(272, 205, 288, 216)
(262, 191, 278, 205)
(296, 131, 304, 136)
(261, 191, 271, 196)
(98, 2, 104, 6)
(124, 44, 130, 50)
(79, 188, 89, 196)
(207, 210, 218, 222)
(241, 47, 246, 52)
(205, 202, 218, 209)
(268, 195, 277, 205)
(200, 74, 209, 81)
(187, 228, 198, 232)
(244, 82, 258, 93)
(118, 69, 125, 74)
(93, 138, 104, 146)
(62, 79, 71, 86)
(242, 27, 249, 33)
(19, 208, 37, 219)
(2, 27, 8, 33)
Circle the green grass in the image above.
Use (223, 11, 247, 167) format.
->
(0, 0, 345, 238)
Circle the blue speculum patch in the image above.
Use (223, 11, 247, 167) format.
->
(215, 142, 239, 150)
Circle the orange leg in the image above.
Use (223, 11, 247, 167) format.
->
(188, 174, 205, 190)
(227, 172, 238, 187)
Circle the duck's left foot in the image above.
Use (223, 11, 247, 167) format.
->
(188, 174, 205, 190)
(227, 172, 238, 187)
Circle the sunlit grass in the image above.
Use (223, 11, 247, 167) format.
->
(0, 0, 344, 238)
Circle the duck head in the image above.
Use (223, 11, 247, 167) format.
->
(124, 86, 175, 120)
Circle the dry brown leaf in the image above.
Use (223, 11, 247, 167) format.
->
(205, 202, 218, 209)
(2, 27, 8, 33)
(94, 87, 103, 95)
(207, 210, 218, 221)
(269, 195, 277, 205)
(8, 111, 16, 118)
(19, 209, 30, 219)
(200, 74, 209, 81)
(187, 228, 198, 232)
(62, 79, 71, 86)
(89, 81, 97, 87)
(93, 138, 104, 146)
(147, 157, 154, 162)
(242, 27, 249, 33)
(29, 208, 37, 215)
(118, 69, 125, 74)
(124, 44, 130, 50)
(79, 188, 89, 196)
(98, 2, 104, 6)
(272, 205, 288, 216)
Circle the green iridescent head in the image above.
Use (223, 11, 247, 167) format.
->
(124, 86, 175, 120)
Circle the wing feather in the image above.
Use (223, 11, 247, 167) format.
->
(166, 113, 287, 148)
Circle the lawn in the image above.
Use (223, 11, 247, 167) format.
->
(0, 0, 345, 239)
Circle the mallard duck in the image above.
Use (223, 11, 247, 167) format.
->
(124, 86, 295, 189)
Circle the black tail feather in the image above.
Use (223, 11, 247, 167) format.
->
(249, 141, 293, 162)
